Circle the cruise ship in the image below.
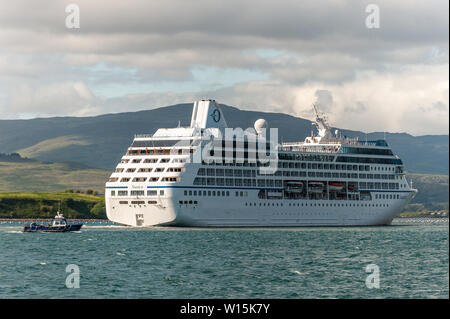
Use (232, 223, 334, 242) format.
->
(105, 100, 417, 227)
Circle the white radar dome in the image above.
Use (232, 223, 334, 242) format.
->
(254, 119, 268, 134)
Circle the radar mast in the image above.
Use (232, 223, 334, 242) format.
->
(312, 103, 332, 139)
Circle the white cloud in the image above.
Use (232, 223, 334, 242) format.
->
(0, 0, 447, 135)
(4, 82, 101, 118)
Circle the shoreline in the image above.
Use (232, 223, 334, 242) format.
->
(0, 218, 109, 222)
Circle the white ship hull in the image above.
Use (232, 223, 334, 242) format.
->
(105, 188, 417, 227)
(105, 100, 418, 228)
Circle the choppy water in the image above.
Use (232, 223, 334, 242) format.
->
(0, 218, 448, 299)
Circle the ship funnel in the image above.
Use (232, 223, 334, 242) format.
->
(190, 99, 228, 129)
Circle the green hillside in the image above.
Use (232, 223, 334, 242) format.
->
(0, 192, 105, 219)
(401, 174, 449, 216)
(16, 135, 92, 159)
(0, 160, 110, 193)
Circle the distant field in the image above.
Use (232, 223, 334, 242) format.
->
(16, 135, 92, 159)
(0, 161, 110, 193)
(0, 192, 105, 219)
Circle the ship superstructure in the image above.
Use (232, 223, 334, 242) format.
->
(105, 100, 417, 227)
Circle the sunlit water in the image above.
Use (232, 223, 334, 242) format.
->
(0, 218, 448, 298)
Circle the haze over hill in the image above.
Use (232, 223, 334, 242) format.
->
(0, 103, 448, 174)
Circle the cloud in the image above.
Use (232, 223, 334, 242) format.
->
(4, 82, 102, 118)
(0, 0, 448, 135)
(314, 90, 334, 112)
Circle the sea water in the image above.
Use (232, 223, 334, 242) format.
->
(0, 218, 448, 298)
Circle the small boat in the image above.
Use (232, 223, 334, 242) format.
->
(329, 182, 345, 192)
(285, 181, 304, 193)
(23, 211, 83, 233)
(308, 181, 324, 193)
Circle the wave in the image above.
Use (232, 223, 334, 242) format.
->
(82, 225, 128, 229)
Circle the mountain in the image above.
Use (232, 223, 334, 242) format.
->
(0, 103, 448, 174)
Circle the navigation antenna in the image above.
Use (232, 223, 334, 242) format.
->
(56, 201, 63, 218)
(312, 103, 331, 138)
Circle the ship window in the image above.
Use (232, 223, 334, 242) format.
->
(118, 191, 128, 196)
(148, 190, 157, 196)
(111, 191, 115, 196)
(160, 190, 164, 196)
(184, 190, 187, 196)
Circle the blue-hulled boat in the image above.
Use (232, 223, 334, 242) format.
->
(23, 211, 83, 232)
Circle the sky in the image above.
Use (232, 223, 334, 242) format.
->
(0, 0, 448, 135)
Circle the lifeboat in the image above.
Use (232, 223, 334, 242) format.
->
(308, 181, 324, 193)
(329, 182, 345, 192)
(285, 181, 304, 193)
